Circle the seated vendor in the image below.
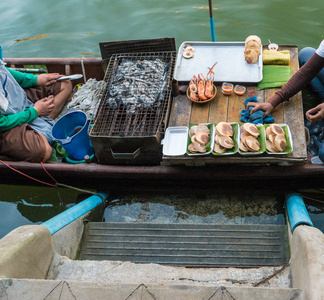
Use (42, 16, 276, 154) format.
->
(0, 60, 72, 162)
(247, 39, 324, 123)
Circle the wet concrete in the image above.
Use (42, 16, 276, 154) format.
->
(47, 254, 291, 288)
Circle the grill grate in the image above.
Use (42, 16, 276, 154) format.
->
(91, 52, 176, 137)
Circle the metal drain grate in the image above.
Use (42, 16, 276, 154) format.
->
(78, 223, 289, 267)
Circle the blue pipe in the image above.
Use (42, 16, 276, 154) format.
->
(0, 46, 2, 60)
(286, 193, 313, 232)
(42, 193, 107, 235)
(210, 18, 216, 42)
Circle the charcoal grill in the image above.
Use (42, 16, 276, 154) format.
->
(90, 51, 176, 165)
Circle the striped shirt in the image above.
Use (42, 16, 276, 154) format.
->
(0, 60, 55, 143)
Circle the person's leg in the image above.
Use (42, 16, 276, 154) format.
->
(39, 134, 53, 162)
(299, 47, 316, 66)
(0, 124, 52, 162)
(24, 80, 73, 119)
(299, 47, 324, 100)
(49, 80, 73, 119)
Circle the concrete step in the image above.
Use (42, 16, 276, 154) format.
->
(0, 278, 302, 300)
(47, 255, 291, 291)
(79, 222, 289, 267)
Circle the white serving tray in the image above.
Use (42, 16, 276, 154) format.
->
(174, 41, 263, 83)
(161, 126, 188, 156)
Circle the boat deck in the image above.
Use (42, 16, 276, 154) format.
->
(164, 45, 307, 166)
(1, 48, 323, 190)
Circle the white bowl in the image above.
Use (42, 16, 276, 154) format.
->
(268, 43, 278, 51)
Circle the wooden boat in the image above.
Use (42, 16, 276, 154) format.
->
(1, 45, 324, 190)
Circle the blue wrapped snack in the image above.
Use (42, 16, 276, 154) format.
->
(240, 95, 275, 124)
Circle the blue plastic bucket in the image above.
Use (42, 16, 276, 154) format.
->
(52, 111, 94, 160)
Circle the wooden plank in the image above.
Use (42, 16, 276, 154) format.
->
(227, 91, 245, 122)
(168, 95, 192, 127)
(284, 91, 307, 159)
(254, 88, 265, 103)
(209, 86, 228, 124)
(266, 89, 284, 123)
(281, 46, 307, 159)
(190, 101, 211, 124)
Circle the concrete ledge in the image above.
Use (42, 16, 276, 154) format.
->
(0, 225, 53, 279)
(291, 225, 324, 300)
(0, 279, 302, 300)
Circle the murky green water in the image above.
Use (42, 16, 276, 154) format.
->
(1, 0, 323, 58)
(0, 185, 81, 239)
(104, 188, 286, 225)
(1, 0, 324, 238)
(302, 191, 324, 232)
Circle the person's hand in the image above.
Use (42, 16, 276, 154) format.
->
(246, 102, 274, 118)
(305, 103, 324, 123)
(33, 96, 55, 116)
(36, 73, 61, 87)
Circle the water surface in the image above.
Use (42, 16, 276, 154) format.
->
(1, 0, 323, 58)
(0, 184, 80, 239)
(104, 188, 286, 225)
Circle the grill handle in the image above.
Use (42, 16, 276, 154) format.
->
(106, 147, 142, 160)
